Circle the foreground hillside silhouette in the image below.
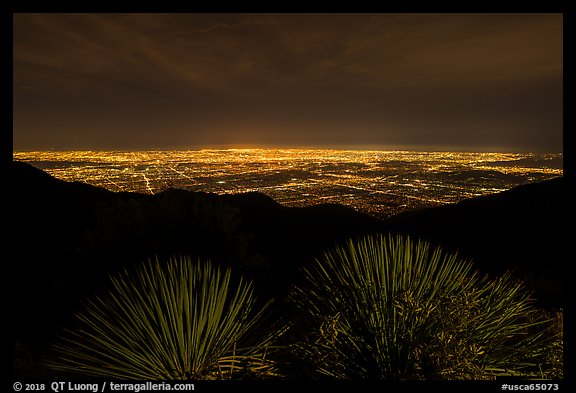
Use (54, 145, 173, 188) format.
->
(9, 161, 564, 378)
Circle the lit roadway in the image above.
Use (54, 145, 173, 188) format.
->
(14, 149, 563, 218)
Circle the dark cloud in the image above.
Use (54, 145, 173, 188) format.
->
(13, 13, 562, 151)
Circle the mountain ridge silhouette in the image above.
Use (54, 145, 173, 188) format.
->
(9, 161, 565, 375)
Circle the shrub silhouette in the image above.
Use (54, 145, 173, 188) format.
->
(290, 233, 553, 379)
(48, 256, 282, 380)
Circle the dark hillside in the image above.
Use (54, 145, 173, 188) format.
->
(9, 161, 565, 377)
(9, 161, 382, 368)
(385, 177, 566, 308)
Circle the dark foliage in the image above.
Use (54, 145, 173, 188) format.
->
(8, 161, 565, 378)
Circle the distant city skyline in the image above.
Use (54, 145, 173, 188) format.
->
(13, 13, 563, 152)
(14, 149, 563, 217)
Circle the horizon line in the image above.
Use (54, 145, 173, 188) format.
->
(12, 145, 564, 155)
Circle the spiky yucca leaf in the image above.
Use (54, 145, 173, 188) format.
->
(48, 256, 281, 380)
(291, 233, 552, 380)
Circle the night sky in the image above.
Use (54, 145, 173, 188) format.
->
(13, 13, 563, 152)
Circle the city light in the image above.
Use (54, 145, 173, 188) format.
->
(14, 149, 563, 218)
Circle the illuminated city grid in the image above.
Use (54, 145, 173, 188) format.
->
(14, 150, 563, 218)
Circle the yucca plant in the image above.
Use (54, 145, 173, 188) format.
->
(48, 256, 283, 380)
(290, 233, 555, 380)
